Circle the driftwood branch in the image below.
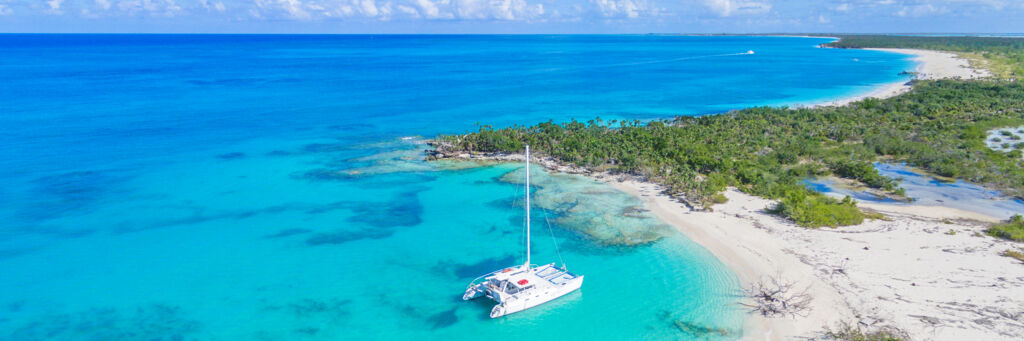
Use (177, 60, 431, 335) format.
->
(739, 273, 813, 318)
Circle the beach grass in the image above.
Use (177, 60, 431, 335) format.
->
(1002, 249, 1024, 263)
(825, 322, 908, 341)
(987, 214, 1024, 242)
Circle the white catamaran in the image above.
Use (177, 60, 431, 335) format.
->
(462, 145, 584, 318)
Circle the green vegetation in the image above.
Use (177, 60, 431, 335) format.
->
(769, 193, 864, 227)
(438, 80, 1024, 227)
(825, 35, 1024, 79)
(987, 214, 1024, 242)
(435, 36, 1024, 228)
(824, 322, 908, 341)
(1002, 249, 1024, 263)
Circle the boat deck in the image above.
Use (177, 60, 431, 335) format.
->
(499, 263, 579, 291)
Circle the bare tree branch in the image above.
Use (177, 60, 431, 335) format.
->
(739, 273, 813, 318)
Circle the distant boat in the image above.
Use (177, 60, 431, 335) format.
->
(462, 145, 584, 318)
(747, 50, 755, 55)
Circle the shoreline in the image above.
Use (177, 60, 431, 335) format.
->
(425, 46, 1015, 340)
(804, 48, 992, 108)
(603, 179, 1023, 340)
(435, 151, 1024, 340)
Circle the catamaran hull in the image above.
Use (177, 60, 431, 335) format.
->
(489, 275, 584, 318)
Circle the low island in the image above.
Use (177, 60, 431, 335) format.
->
(429, 35, 1024, 340)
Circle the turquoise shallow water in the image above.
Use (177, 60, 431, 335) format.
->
(0, 35, 916, 340)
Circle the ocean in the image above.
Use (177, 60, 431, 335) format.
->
(0, 34, 914, 340)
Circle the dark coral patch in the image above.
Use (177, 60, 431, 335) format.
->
(263, 228, 312, 239)
(294, 327, 319, 335)
(112, 204, 297, 234)
(451, 255, 518, 279)
(217, 152, 245, 160)
(347, 194, 423, 228)
(306, 189, 425, 229)
(6, 303, 200, 340)
(299, 169, 358, 182)
(21, 170, 124, 222)
(264, 299, 351, 322)
(427, 308, 459, 329)
(302, 143, 350, 153)
(305, 228, 393, 246)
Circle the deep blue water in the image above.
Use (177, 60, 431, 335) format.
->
(0, 34, 916, 340)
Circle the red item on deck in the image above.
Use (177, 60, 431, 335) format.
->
(518, 279, 529, 285)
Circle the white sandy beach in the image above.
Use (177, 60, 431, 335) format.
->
(609, 50, 1015, 340)
(447, 150, 1024, 340)
(605, 179, 1024, 340)
(435, 46, 1021, 340)
(594, 50, 1021, 340)
(810, 48, 992, 108)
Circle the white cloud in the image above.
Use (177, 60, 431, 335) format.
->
(254, 0, 311, 19)
(358, 0, 379, 16)
(112, 0, 183, 17)
(703, 0, 771, 17)
(279, 0, 311, 19)
(46, 0, 64, 14)
(818, 14, 829, 23)
(834, 3, 850, 12)
(896, 3, 948, 17)
(452, 0, 544, 20)
(95, 0, 112, 10)
(397, 4, 420, 17)
(591, 0, 654, 19)
(0, 4, 11, 16)
(412, 0, 451, 19)
(200, 0, 226, 12)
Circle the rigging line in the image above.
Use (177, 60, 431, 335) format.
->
(542, 207, 566, 270)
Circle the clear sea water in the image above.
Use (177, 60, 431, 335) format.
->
(0, 34, 916, 340)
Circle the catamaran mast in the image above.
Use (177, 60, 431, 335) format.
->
(524, 145, 531, 269)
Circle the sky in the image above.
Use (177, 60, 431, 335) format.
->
(0, 0, 1022, 33)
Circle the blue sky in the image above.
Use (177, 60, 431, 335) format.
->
(1, 0, 1022, 33)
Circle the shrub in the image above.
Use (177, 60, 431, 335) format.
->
(829, 160, 896, 190)
(1001, 130, 1014, 137)
(824, 322, 908, 341)
(987, 214, 1024, 242)
(1002, 249, 1024, 263)
(770, 193, 864, 228)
